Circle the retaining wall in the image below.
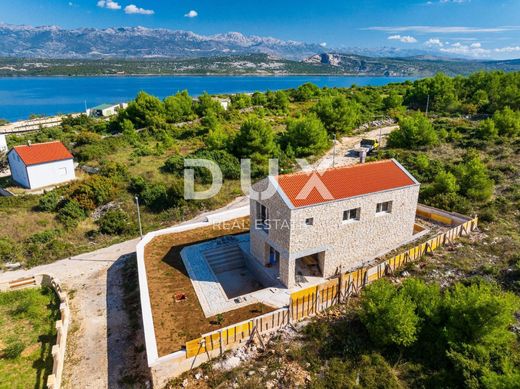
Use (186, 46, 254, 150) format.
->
(0, 274, 70, 389)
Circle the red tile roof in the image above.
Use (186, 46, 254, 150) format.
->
(12, 141, 73, 166)
(276, 160, 417, 208)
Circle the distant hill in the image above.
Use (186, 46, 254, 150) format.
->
(302, 53, 520, 76)
(1, 54, 518, 77)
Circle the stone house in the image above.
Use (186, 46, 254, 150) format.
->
(249, 159, 420, 288)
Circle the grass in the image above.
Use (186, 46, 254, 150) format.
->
(144, 217, 275, 355)
(0, 287, 60, 389)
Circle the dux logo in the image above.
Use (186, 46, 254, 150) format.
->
(183, 157, 333, 201)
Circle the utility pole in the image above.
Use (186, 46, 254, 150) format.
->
(135, 195, 143, 239)
(332, 133, 336, 167)
(425, 94, 430, 117)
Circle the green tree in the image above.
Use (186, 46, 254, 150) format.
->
(292, 82, 321, 102)
(388, 113, 438, 148)
(124, 91, 166, 129)
(195, 92, 225, 118)
(164, 90, 195, 123)
(284, 114, 329, 157)
(404, 73, 458, 113)
(492, 107, 520, 136)
(360, 279, 420, 348)
(57, 199, 86, 228)
(232, 116, 278, 176)
(312, 95, 362, 134)
(265, 90, 290, 114)
(432, 170, 460, 195)
(455, 152, 494, 201)
(476, 118, 498, 140)
(230, 93, 252, 109)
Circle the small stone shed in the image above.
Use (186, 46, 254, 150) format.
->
(249, 159, 420, 288)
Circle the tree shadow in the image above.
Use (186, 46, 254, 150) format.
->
(106, 253, 151, 388)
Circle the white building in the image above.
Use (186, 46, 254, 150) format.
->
(87, 103, 128, 118)
(7, 141, 76, 189)
(0, 134, 7, 153)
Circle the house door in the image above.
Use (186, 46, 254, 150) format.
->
(269, 246, 280, 265)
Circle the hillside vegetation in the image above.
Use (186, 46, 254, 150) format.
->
(1, 54, 519, 77)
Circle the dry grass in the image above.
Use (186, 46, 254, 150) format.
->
(144, 217, 275, 356)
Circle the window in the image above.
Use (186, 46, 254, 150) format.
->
(57, 167, 67, 176)
(269, 246, 280, 265)
(305, 217, 314, 226)
(256, 202, 269, 231)
(343, 208, 360, 221)
(376, 201, 392, 214)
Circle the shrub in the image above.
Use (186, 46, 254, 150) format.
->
(359, 279, 419, 348)
(292, 82, 321, 102)
(312, 95, 362, 134)
(37, 190, 61, 212)
(97, 209, 130, 235)
(0, 237, 20, 263)
(163, 154, 185, 175)
(388, 112, 438, 148)
(192, 149, 241, 180)
(475, 118, 498, 140)
(3, 339, 24, 359)
(432, 170, 459, 195)
(455, 152, 494, 201)
(99, 161, 128, 180)
(284, 114, 330, 157)
(493, 107, 520, 136)
(57, 199, 86, 228)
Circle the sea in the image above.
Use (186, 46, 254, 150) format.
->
(0, 75, 415, 122)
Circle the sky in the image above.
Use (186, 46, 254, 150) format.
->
(1, 0, 520, 59)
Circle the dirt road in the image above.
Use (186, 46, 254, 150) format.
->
(312, 125, 398, 170)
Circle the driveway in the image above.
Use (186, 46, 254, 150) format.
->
(312, 125, 397, 170)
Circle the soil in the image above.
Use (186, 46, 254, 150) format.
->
(144, 217, 276, 356)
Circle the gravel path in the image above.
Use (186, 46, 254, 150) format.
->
(312, 125, 398, 170)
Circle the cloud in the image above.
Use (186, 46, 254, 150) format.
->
(439, 41, 490, 57)
(184, 10, 198, 18)
(388, 35, 417, 43)
(425, 38, 444, 47)
(365, 25, 520, 33)
(125, 4, 154, 15)
(494, 46, 520, 53)
(97, 0, 121, 10)
(320, 42, 327, 47)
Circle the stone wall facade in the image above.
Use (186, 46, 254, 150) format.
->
(249, 178, 420, 288)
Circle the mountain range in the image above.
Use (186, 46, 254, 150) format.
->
(0, 24, 324, 60)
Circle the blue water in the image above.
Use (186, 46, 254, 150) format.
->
(0, 75, 414, 121)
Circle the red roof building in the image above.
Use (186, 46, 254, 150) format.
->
(10, 141, 73, 166)
(7, 141, 76, 189)
(276, 159, 418, 208)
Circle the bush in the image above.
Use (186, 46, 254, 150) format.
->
(97, 209, 130, 235)
(455, 152, 494, 201)
(284, 114, 330, 157)
(476, 118, 498, 140)
(388, 112, 438, 148)
(3, 339, 24, 359)
(37, 190, 61, 212)
(57, 199, 86, 228)
(231, 116, 279, 177)
(493, 107, 520, 136)
(359, 279, 419, 348)
(192, 149, 241, 180)
(163, 154, 185, 175)
(312, 95, 362, 134)
(292, 82, 321, 102)
(0, 237, 20, 263)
